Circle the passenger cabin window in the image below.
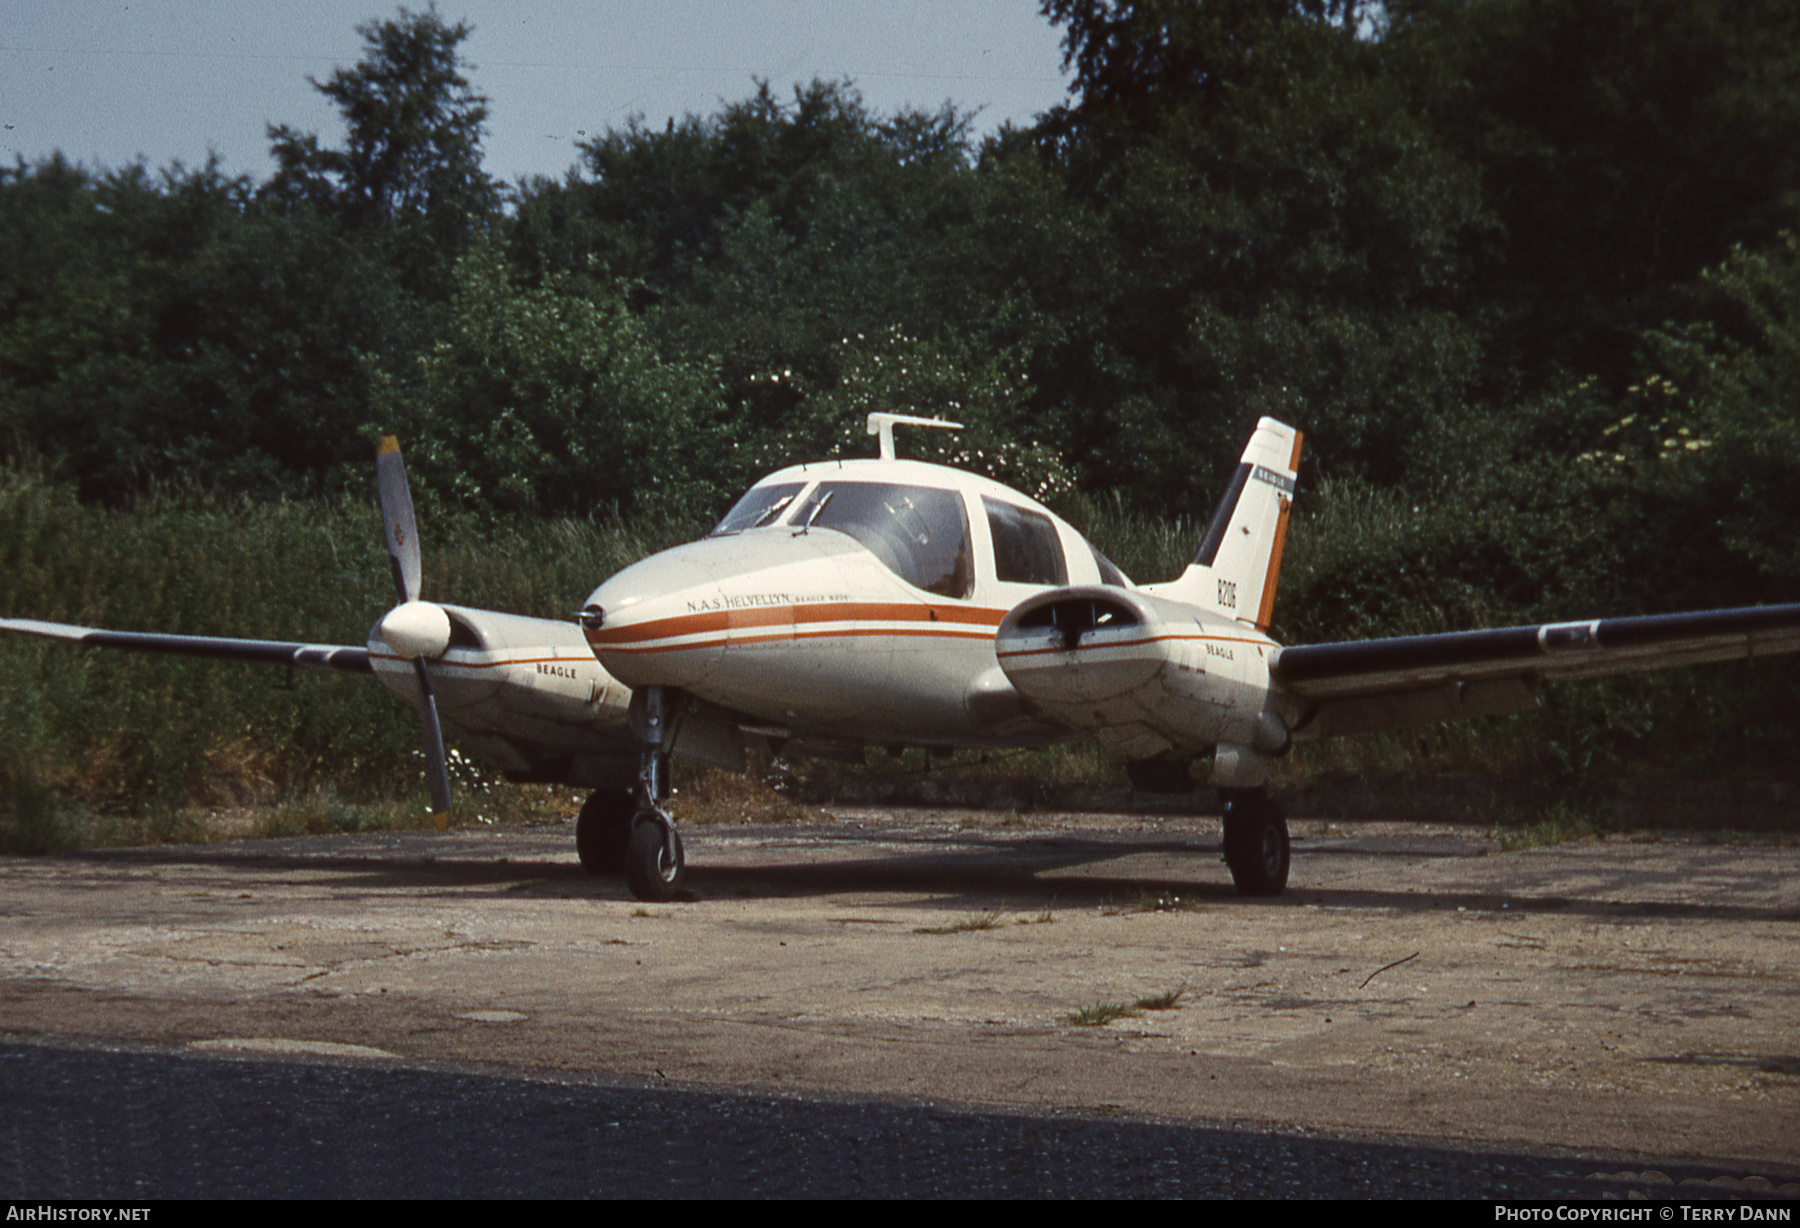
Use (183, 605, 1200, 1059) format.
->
(792, 482, 973, 599)
(984, 497, 1067, 586)
(710, 483, 804, 535)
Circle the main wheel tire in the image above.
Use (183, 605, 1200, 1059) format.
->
(576, 789, 634, 874)
(623, 817, 686, 902)
(1221, 793, 1289, 897)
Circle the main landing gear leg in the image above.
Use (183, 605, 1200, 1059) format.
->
(623, 686, 687, 902)
(1220, 787, 1289, 897)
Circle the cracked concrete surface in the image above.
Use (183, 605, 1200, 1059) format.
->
(0, 809, 1795, 1174)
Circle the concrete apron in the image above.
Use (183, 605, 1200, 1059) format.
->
(0, 811, 1794, 1170)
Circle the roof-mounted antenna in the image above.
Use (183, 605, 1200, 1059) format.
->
(866, 412, 965, 461)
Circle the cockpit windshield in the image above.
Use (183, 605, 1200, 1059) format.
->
(709, 483, 805, 536)
(792, 482, 973, 599)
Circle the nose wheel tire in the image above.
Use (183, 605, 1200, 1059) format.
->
(623, 817, 686, 902)
(1221, 792, 1289, 897)
(576, 788, 635, 874)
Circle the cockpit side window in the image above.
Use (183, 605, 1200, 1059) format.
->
(709, 483, 806, 535)
(984, 497, 1068, 586)
(792, 482, 973, 599)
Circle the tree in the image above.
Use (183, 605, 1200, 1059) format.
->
(370, 241, 725, 517)
(1038, 0, 1376, 150)
(0, 153, 419, 505)
(1385, 0, 1800, 390)
(1029, 0, 1492, 503)
(265, 6, 497, 262)
(514, 81, 1058, 485)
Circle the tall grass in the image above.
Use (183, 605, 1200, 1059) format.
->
(1063, 490, 1202, 587)
(0, 466, 704, 839)
(3, 462, 1795, 850)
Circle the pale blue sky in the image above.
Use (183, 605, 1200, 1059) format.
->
(1, 1, 1071, 185)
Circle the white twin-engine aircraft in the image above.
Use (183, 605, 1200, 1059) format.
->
(6, 413, 1799, 901)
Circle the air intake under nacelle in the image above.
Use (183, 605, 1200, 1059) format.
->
(1011, 593, 1143, 650)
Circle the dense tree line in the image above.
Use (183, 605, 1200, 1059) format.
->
(4, 2, 1799, 656)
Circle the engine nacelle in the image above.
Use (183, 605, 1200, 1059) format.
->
(995, 586, 1296, 763)
(368, 604, 637, 782)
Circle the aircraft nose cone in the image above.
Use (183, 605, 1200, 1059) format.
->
(581, 539, 744, 689)
(582, 532, 858, 692)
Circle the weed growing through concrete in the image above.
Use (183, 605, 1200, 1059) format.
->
(913, 911, 1003, 935)
(1064, 1000, 1140, 1026)
(1103, 889, 1199, 915)
(1066, 986, 1184, 1025)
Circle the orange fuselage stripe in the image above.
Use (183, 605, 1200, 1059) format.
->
(369, 652, 597, 670)
(588, 601, 1007, 647)
(998, 632, 1272, 661)
(601, 625, 1001, 653)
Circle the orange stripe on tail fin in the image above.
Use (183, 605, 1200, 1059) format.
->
(1256, 496, 1292, 631)
(1142, 419, 1304, 625)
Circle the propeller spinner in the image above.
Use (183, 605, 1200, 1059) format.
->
(375, 436, 453, 829)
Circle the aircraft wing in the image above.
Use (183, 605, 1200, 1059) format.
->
(1269, 603, 1800, 738)
(0, 618, 372, 675)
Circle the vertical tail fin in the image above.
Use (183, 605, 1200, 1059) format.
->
(1143, 418, 1303, 630)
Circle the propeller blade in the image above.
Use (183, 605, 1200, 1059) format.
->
(376, 436, 422, 605)
(414, 658, 452, 830)
(377, 436, 449, 828)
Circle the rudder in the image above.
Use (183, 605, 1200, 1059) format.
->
(1143, 418, 1303, 630)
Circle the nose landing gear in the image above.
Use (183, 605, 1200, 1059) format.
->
(624, 685, 686, 901)
(575, 783, 686, 902)
(624, 818, 685, 901)
(574, 686, 688, 899)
